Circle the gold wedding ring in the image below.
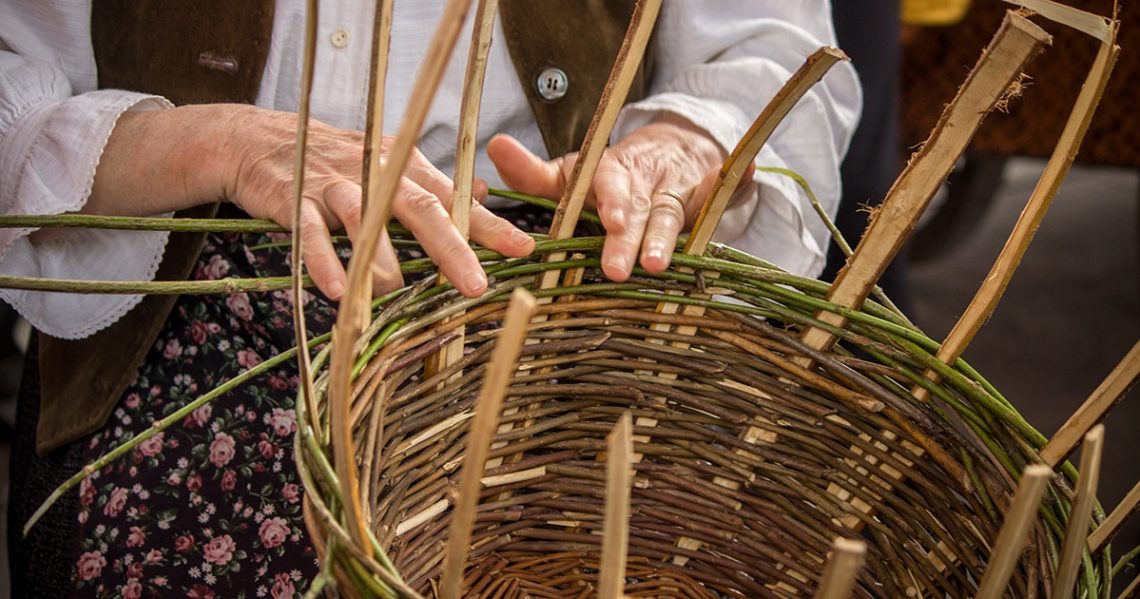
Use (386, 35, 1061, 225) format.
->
(651, 188, 687, 204)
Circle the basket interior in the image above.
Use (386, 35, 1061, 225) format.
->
(310, 248, 1087, 598)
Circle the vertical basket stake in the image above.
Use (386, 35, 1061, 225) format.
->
(1088, 479, 1140, 555)
(327, 0, 474, 551)
(354, 0, 396, 331)
(637, 48, 845, 578)
(487, 0, 660, 480)
(812, 537, 867, 599)
(1041, 340, 1139, 467)
(913, 3, 1118, 402)
(290, 0, 322, 436)
(439, 288, 537, 599)
(426, 0, 502, 381)
(803, 10, 1051, 545)
(682, 47, 845, 258)
(976, 464, 1053, 599)
(599, 412, 634, 599)
(536, 0, 662, 292)
(1052, 425, 1104, 599)
(796, 12, 1051, 363)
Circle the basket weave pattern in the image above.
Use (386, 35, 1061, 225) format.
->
(300, 239, 1097, 598)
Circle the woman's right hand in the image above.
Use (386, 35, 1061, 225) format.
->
(88, 104, 535, 300)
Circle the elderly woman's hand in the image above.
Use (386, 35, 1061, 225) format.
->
(487, 114, 749, 281)
(87, 104, 535, 300)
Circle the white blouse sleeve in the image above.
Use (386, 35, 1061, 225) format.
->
(613, 0, 862, 278)
(0, 48, 174, 339)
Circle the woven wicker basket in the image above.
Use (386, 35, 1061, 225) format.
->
(288, 2, 1136, 598)
(295, 236, 1114, 598)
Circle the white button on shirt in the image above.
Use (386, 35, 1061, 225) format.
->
(0, 0, 861, 339)
(329, 28, 350, 49)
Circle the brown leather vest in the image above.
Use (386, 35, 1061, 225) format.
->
(34, 0, 653, 453)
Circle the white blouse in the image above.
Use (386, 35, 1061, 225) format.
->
(0, 0, 860, 339)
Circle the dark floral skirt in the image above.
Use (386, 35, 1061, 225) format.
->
(10, 206, 552, 598)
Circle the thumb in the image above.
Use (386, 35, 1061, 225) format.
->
(487, 134, 566, 200)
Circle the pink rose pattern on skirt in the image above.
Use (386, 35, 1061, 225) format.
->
(70, 208, 552, 597)
(72, 231, 345, 598)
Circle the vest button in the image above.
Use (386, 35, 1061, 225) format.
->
(330, 28, 351, 49)
(536, 67, 569, 101)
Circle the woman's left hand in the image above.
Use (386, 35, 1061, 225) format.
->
(487, 114, 749, 281)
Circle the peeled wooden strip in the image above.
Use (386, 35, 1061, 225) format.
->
(537, 0, 663, 291)
(1052, 425, 1104, 599)
(439, 288, 537, 599)
(799, 11, 1051, 360)
(812, 537, 867, 599)
(976, 465, 1053, 599)
(1041, 340, 1140, 467)
(328, 0, 474, 551)
(598, 412, 634, 599)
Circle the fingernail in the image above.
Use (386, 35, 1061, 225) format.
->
(511, 229, 533, 245)
(462, 270, 487, 296)
(327, 279, 345, 300)
(646, 245, 666, 264)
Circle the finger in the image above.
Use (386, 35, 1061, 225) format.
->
(594, 158, 651, 282)
(296, 201, 348, 300)
(370, 228, 404, 295)
(469, 203, 536, 258)
(639, 189, 686, 274)
(390, 179, 488, 297)
(405, 155, 456, 209)
(472, 177, 489, 203)
(486, 134, 566, 200)
(321, 178, 405, 294)
(321, 178, 363, 238)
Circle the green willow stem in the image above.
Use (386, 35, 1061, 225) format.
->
(301, 536, 335, 599)
(0, 214, 284, 232)
(23, 331, 331, 536)
(295, 417, 410, 596)
(757, 165, 910, 323)
(0, 214, 416, 237)
(0, 275, 311, 295)
(1113, 544, 1140, 577)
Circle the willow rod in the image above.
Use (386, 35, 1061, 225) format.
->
(1089, 480, 1140, 554)
(1052, 425, 1104, 599)
(290, 0, 322, 444)
(598, 412, 634, 599)
(640, 46, 847, 564)
(537, 0, 663, 292)
(0, 214, 284, 232)
(684, 47, 845, 257)
(800, 10, 1053, 540)
(355, 0, 394, 329)
(798, 11, 1052, 360)
(976, 464, 1053, 599)
(326, 0, 474, 553)
(23, 331, 332, 536)
(439, 288, 537, 599)
(1041, 340, 1140, 467)
(428, 0, 502, 380)
(914, 10, 1118, 402)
